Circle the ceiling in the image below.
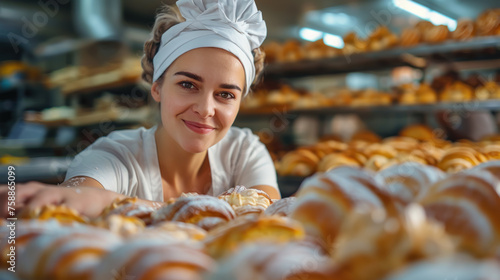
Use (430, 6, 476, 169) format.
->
(0, 0, 498, 58)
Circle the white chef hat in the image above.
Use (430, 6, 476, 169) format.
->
(152, 0, 267, 95)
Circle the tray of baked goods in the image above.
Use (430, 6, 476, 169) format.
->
(263, 9, 500, 78)
(240, 70, 500, 116)
(2, 161, 500, 279)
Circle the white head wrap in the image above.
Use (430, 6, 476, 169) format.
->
(152, 0, 267, 95)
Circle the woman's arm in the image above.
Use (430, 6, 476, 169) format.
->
(250, 184, 281, 199)
(0, 177, 165, 219)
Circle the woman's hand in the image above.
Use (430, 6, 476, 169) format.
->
(0, 181, 124, 219)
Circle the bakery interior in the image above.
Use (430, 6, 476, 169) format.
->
(1, 0, 500, 279)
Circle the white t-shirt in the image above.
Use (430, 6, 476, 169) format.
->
(64, 126, 279, 201)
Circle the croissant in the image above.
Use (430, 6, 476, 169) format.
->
(91, 214, 145, 238)
(399, 124, 435, 141)
(400, 27, 422, 47)
(452, 19, 476, 41)
(317, 153, 362, 172)
(278, 149, 320, 176)
(476, 9, 500, 36)
(93, 239, 215, 280)
(375, 162, 446, 204)
(152, 195, 236, 231)
(99, 197, 163, 225)
(141, 221, 207, 242)
(17, 204, 88, 224)
(382, 136, 420, 153)
(419, 171, 500, 257)
(204, 215, 305, 259)
(207, 242, 332, 280)
(437, 146, 487, 173)
(18, 226, 122, 280)
(263, 197, 296, 217)
(366, 26, 399, 51)
(218, 185, 272, 216)
(423, 25, 449, 44)
(290, 166, 398, 251)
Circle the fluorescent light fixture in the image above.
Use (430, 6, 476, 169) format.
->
(299, 27, 323, 41)
(324, 34, 344, 49)
(393, 0, 457, 31)
(321, 12, 351, 26)
(299, 27, 344, 48)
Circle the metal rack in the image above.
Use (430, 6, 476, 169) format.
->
(264, 36, 500, 79)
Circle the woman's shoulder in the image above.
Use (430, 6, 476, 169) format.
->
(219, 127, 259, 146)
(82, 126, 156, 156)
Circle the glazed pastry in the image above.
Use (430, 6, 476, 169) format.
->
(350, 130, 382, 143)
(475, 81, 500, 100)
(140, 221, 207, 243)
(362, 143, 398, 159)
(476, 9, 500, 36)
(415, 20, 434, 34)
(382, 136, 420, 153)
(99, 197, 163, 225)
(310, 140, 348, 159)
(17, 204, 89, 224)
(218, 185, 272, 216)
(277, 40, 304, 62)
(439, 81, 474, 102)
(419, 170, 500, 257)
(366, 26, 399, 51)
(416, 83, 438, 104)
(18, 226, 122, 280)
(437, 146, 487, 173)
(290, 166, 397, 251)
(375, 162, 446, 204)
(423, 25, 449, 44)
(204, 215, 305, 259)
(400, 27, 422, 47)
(277, 149, 320, 176)
(342, 32, 367, 55)
(0, 219, 70, 269)
(452, 19, 476, 41)
(93, 239, 215, 280)
(399, 124, 435, 141)
(385, 255, 500, 280)
(468, 160, 500, 180)
(317, 153, 362, 172)
(152, 195, 236, 231)
(263, 197, 296, 217)
(207, 242, 332, 280)
(330, 204, 454, 280)
(91, 214, 145, 238)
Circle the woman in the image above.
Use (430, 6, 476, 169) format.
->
(0, 0, 280, 218)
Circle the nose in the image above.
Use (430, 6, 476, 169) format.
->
(193, 91, 215, 119)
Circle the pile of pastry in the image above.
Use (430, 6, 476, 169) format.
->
(276, 125, 500, 176)
(2, 161, 500, 280)
(263, 9, 500, 63)
(241, 74, 500, 111)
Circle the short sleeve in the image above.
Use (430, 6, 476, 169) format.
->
(64, 142, 130, 195)
(233, 130, 279, 191)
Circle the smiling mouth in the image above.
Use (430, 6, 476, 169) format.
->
(183, 120, 215, 134)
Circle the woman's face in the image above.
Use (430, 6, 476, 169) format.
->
(152, 47, 245, 154)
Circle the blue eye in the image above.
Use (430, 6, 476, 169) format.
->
(219, 92, 235, 100)
(179, 81, 195, 89)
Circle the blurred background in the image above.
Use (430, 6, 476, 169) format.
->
(0, 0, 499, 187)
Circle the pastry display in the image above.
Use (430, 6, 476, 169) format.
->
(366, 26, 399, 51)
(452, 19, 477, 41)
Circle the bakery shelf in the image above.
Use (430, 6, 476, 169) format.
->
(264, 36, 500, 79)
(238, 100, 500, 119)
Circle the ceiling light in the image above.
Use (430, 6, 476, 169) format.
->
(393, 0, 457, 31)
(299, 27, 323, 42)
(324, 34, 344, 49)
(321, 12, 351, 26)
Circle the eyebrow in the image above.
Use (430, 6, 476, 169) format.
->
(174, 71, 242, 92)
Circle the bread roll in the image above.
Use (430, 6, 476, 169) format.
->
(476, 9, 500, 36)
(423, 25, 449, 44)
(278, 149, 320, 176)
(400, 27, 422, 47)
